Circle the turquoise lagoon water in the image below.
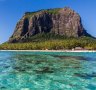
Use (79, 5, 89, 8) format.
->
(0, 51, 96, 90)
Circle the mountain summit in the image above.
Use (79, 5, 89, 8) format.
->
(9, 7, 90, 43)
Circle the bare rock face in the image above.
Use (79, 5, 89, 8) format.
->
(9, 7, 87, 43)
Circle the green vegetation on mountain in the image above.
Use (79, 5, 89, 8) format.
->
(24, 8, 61, 19)
(0, 34, 96, 50)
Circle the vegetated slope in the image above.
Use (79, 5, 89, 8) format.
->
(1, 36, 96, 50)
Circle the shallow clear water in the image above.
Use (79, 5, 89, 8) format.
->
(0, 51, 96, 90)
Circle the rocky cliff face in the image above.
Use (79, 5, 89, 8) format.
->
(9, 7, 88, 43)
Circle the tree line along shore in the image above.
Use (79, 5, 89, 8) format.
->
(0, 36, 96, 50)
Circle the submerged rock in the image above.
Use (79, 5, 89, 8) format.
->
(52, 55, 87, 61)
(74, 72, 96, 79)
(34, 67, 54, 74)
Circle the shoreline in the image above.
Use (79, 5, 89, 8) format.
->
(0, 50, 96, 52)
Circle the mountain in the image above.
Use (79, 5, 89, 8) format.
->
(9, 7, 91, 43)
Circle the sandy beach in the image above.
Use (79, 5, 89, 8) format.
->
(0, 50, 96, 52)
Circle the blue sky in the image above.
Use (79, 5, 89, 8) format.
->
(0, 0, 96, 43)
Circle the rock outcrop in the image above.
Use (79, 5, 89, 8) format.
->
(9, 7, 88, 43)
